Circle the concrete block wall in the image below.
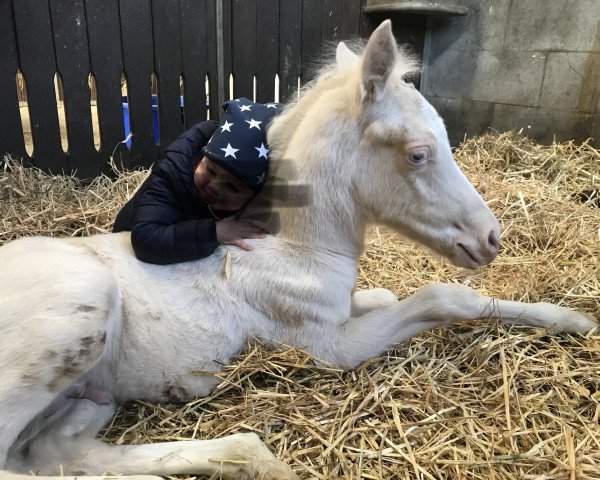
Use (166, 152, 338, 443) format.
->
(420, 0, 600, 145)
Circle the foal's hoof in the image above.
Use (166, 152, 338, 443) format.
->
(257, 462, 300, 480)
(121, 477, 165, 480)
(545, 305, 598, 334)
(231, 432, 299, 480)
(562, 312, 598, 334)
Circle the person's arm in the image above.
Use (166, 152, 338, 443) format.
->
(165, 120, 219, 160)
(125, 121, 219, 264)
(129, 172, 218, 265)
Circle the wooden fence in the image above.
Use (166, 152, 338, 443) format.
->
(0, 0, 421, 179)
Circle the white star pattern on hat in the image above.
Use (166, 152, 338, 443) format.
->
(221, 143, 239, 158)
(255, 143, 269, 159)
(220, 120, 234, 132)
(205, 98, 281, 190)
(246, 119, 262, 130)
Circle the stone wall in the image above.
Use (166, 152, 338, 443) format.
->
(420, 0, 600, 145)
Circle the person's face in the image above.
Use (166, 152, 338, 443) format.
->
(194, 156, 255, 212)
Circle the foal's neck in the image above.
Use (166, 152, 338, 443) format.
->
(268, 137, 367, 258)
(254, 72, 368, 258)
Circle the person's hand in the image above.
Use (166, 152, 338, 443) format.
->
(215, 218, 268, 251)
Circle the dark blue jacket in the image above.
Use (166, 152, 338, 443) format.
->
(113, 121, 220, 264)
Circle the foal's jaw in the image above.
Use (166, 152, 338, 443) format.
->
(408, 175, 501, 270)
(369, 144, 501, 269)
(449, 224, 501, 268)
(390, 211, 500, 270)
(432, 201, 501, 269)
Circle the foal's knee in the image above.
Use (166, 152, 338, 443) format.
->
(414, 283, 487, 322)
(351, 288, 399, 316)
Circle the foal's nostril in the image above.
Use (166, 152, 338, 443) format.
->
(487, 230, 500, 251)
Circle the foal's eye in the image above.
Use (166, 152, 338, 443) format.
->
(407, 146, 431, 166)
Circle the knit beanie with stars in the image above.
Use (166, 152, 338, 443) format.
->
(201, 97, 283, 192)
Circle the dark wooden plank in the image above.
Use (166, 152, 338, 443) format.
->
(85, 0, 130, 175)
(119, 0, 157, 168)
(255, 0, 279, 103)
(220, 0, 233, 112)
(180, 0, 210, 128)
(49, 0, 99, 179)
(340, 0, 362, 38)
(205, 0, 220, 120)
(152, 0, 184, 155)
(359, 0, 376, 37)
(12, 0, 67, 172)
(0, 1, 27, 163)
(278, 0, 302, 102)
(322, 0, 343, 43)
(231, 0, 256, 100)
(300, 0, 323, 84)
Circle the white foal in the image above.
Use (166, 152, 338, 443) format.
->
(0, 20, 595, 479)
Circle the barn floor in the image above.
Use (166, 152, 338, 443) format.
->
(1, 132, 599, 479)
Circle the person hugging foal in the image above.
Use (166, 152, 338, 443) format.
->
(113, 98, 282, 264)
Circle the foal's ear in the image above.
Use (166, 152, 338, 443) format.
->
(361, 20, 397, 101)
(336, 42, 358, 67)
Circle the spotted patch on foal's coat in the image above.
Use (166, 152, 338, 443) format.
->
(20, 350, 59, 384)
(79, 333, 105, 356)
(45, 333, 106, 392)
(75, 304, 98, 313)
(42, 350, 58, 360)
(163, 382, 189, 403)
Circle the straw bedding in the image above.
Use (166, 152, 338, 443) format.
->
(1, 132, 599, 479)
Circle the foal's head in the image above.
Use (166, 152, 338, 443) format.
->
(343, 21, 500, 268)
(267, 20, 499, 268)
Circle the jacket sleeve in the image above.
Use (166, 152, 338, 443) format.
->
(129, 170, 218, 265)
(165, 120, 219, 160)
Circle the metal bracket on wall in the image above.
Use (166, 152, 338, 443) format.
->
(364, 0, 468, 16)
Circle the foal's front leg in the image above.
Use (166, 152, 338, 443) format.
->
(351, 288, 399, 316)
(331, 283, 596, 368)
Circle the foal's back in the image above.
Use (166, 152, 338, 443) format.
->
(0, 231, 345, 408)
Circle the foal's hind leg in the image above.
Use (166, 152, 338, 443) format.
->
(329, 283, 596, 368)
(66, 432, 298, 479)
(0, 245, 121, 469)
(18, 397, 297, 479)
(4, 474, 160, 480)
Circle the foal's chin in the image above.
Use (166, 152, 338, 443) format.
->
(399, 230, 498, 270)
(446, 245, 498, 270)
(419, 239, 498, 270)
